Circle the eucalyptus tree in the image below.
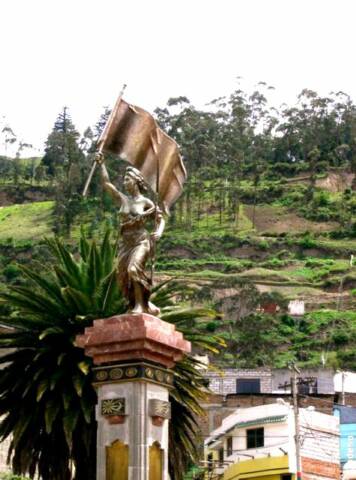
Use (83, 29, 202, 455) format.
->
(1, 124, 17, 155)
(155, 96, 222, 177)
(154, 97, 223, 228)
(277, 90, 339, 169)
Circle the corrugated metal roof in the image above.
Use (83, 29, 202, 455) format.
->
(230, 414, 288, 429)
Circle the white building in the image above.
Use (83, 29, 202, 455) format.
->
(334, 372, 356, 395)
(204, 401, 340, 480)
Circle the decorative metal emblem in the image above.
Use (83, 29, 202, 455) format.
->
(101, 398, 126, 416)
(145, 367, 154, 379)
(155, 370, 164, 382)
(126, 367, 138, 378)
(96, 370, 108, 381)
(149, 399, 171, 419)
(165, 373, 173, 385)
(109, 368, 123, 380)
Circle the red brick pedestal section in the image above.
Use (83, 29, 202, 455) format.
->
(76, 312, 191, 367)
(76, 313, 191, 480)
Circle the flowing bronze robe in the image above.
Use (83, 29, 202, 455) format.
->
(117, 212, 153, 311)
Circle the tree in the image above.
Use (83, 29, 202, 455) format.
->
(42, 107, 84, 180)
(0, 231, 222, 480)
(1, 125, 17, 155)
(34, 163, 46, 184)
(155, 97, 221, 177)
(306, 146, 320, 201)
(0, 156, 12, 181)
(41, 108, 86, 234)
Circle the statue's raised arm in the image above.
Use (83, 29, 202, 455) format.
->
(96, 153, 126, 205)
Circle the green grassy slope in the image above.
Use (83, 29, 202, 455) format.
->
(0, 201, 53, 243)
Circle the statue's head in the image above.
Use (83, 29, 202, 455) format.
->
(124, 166, 147, 194)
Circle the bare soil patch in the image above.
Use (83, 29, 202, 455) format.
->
(245, 205, 338, 234)
(166, 247, 197, 259)
(227, 245, 269, 260)
(316, 172, 354, 193)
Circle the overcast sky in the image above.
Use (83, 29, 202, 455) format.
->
(1, 0, 356, 156)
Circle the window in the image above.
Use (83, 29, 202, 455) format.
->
(236, 378, 261, 394)
(298, 377, 317, 395)
(247, 427, 264, 449)
(227, 436, 233, 457)
(218, 447, 224, 466)
(281, 475, 292, 480)
(207, 453, 213, 472)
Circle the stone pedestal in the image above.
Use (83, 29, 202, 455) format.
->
(76, 313, 191, 480)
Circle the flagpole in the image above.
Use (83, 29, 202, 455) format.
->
(150, 156, 160, 283)
(82, 83, 127, 197)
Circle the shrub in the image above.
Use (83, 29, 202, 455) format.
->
(313, 190, 331, 207)
(298, 235, 317, 249)
(222, 352, 235, 363)
(258, 240, 270, 250)
(332, 331, 350, 345)
(279, 189, 306, 207)
(261, 257, 286, 268)
(305, 258, 333, 268)
(266, 162, 297, 177)
(206, 321, 219, 332)
(315, 160, 328, 173)
(307, 207, 332, 222)
(3, 264, 21, 281)
(337, 349, 356, 370)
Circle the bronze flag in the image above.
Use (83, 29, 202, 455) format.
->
(100, 99, 186, 212)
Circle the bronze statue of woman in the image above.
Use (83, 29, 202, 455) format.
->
(96, 154, 165, 316)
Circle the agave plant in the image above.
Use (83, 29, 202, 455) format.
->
(0, 230, 223, 480)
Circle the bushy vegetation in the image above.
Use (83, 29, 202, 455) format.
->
(210, 294, 356, 369)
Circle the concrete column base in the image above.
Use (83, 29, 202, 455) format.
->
(76, 313, 191, 480)
(97, 379, 169, 480)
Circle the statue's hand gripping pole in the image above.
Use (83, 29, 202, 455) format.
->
(82, 84, 127, 197)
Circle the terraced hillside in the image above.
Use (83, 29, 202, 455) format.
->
(0, 170, 355, 369)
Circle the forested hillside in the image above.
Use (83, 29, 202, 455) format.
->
(0, 84, 355, 370)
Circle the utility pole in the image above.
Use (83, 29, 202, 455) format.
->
(279, 366, 316, 480)
(341, 371, 346, 406)
(290, 363, 302, 480)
